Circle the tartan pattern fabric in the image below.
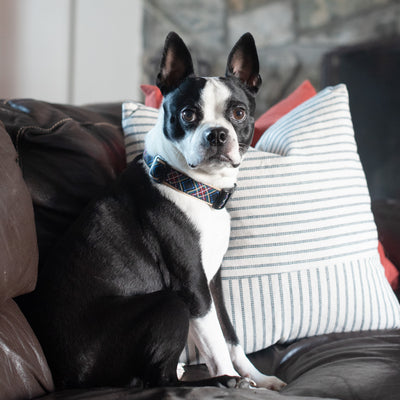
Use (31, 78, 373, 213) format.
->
(143, 152, 233, 209)
(166, 170, 220, 205)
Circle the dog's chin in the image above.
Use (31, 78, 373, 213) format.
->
(188, 154, 240, 169)
(209, 153, 241, 168)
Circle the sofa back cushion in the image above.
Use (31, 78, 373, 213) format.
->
(1, 100, 126, 263)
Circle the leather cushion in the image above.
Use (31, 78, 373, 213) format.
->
(0, 99, 126, 263)
(0, 121, 38, 301)
(0, 299, 53, 399)
(36, 330, 400, 400)
(36, 386, 326, 400)
(249, 329, 400, 400)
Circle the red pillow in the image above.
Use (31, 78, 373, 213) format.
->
(140, 85, 163, 108)
(251, 80, 317, 146)
(379, 242, 399, 290)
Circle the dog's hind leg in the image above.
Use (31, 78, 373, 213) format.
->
(62, 291, 190, 388)
(132, 292, 191, 387)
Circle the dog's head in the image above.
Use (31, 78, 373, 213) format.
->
(147, 32, 261, 185)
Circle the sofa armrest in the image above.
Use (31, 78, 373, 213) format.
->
(0, 122, 54, 398)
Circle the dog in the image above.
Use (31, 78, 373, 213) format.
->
(24, 32, 286, 391)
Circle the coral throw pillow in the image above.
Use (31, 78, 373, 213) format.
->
(379, 242, 399, 289)
(140, 85, 163, 108)
(252, 80, 317, 146)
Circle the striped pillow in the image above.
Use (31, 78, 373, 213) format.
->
(123, 102, 158, 161)
(122, 84, 400, 362)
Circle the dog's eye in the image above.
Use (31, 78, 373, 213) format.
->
(181, 108, 197, 123)
(231, 107, 246, 122)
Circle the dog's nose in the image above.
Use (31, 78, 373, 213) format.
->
(207, 128, 228, 146)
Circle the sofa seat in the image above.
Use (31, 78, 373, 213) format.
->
(35, 330, 400, 400)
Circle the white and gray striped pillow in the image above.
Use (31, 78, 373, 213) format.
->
(122, 84, 400, 363)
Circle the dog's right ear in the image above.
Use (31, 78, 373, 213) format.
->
(156, 32, 194, 95)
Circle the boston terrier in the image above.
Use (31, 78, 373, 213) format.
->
(24, 32, 286, 391)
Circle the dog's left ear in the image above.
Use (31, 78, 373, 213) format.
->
(156, 32, 195, 95)
(226, 33, 262, 94)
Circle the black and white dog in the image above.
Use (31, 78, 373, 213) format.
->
(26, 32, 285, 391)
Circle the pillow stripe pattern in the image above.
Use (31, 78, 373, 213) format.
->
(123, 102, 158, 162)
(220, 85, 400, 355)
(222, 153, 399, 352)
(121, 84, 400, 364)
(257, 89, 355, 156)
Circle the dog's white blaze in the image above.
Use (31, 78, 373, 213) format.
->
(201, 78, 231, 123)
(200, 79, 241, 166)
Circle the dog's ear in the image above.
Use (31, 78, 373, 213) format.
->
(226, 33, 262, 94)
(156, 32, 194, 95)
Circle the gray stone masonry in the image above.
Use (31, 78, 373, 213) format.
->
(141, 0, 400, 117)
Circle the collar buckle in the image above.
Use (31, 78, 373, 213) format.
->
(212, 184, 237, 210)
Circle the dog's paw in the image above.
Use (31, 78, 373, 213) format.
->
(234, 376, 257, 389)
(253, 375, 286, 391)
(212, 375, 241, 388)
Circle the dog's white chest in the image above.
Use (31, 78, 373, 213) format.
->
(192, 205, 231, 282)
(156, 184, 230, 282)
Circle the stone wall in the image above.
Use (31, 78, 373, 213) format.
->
(141, 0, 400, 116)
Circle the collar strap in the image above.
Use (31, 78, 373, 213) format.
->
(143, 151, 235, 210)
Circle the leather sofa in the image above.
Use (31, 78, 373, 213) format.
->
(1, 98, 400, 400)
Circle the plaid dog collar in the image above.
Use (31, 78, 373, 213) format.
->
(143, 151, 236, 210)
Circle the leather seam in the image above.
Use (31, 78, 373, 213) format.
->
(81, 121, 118, 129)
(16, 117, 73, 170)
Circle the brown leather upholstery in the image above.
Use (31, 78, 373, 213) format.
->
(0, 122, 37, 301)
(0, 299, 54, 399)
(0, 122, 54, 399)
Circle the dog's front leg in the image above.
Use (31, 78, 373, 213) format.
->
(189, 301, 238, 378)
(210, 270, 286, 391)
(227, 343, 286, 391)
